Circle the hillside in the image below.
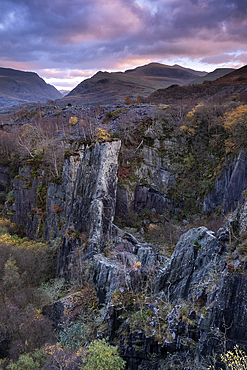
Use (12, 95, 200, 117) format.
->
(0, 67, 61, 108)
(188, 67, 235, 85)
(148, 64, 247, 103)
(2, 99, 247, 368)
(60, 63, 207, 105)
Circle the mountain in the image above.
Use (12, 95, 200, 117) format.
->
(59, 90, 70, 97)
(0, 67, 62, 108)
(60, 63, 207, 105)
(148, 64, 247, 104)
(188, 68, 235, 85)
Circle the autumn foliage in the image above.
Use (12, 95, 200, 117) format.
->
(224, 104, 247, 148)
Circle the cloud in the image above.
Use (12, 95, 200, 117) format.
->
(39, 68, 95, 79)
(0, 0, 246, 88)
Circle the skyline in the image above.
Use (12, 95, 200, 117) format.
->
(0, 0, 246, 90)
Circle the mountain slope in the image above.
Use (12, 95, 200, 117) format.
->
(148, 64, 247, 104)
(188, 68, 235, 85)
(60, 63, 207, 105)
(0, 67, 61, 108)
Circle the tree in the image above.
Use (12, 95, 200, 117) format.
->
(136, 95, 142, 104)
(82, 339, 126, 370)
(224, 105, 247, 148)
(3, 256, 21, 292)
(124, 96, 132, 105)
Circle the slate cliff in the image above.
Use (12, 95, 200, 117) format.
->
(4, 133, 247, 369)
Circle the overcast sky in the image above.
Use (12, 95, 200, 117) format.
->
(0, 0, 246, 90)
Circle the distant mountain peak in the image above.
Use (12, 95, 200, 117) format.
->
(61, 62, 208, 105)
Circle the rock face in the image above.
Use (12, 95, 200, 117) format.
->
(68, 140, 121, 254)
(93, 255, 121, 306)
(115, 142, 175, 219)
(42, 291, 88, 328)
(43, 153, 83, 240)
(134, 184, 172, 213)
(102, 218, 247, 369)
(0, 165, 8, 192)
(10, 166, 43, 235)
(151, 218, 247, 364)
(58, 140, 121, 276)
(92, 225, 159, 305)
(203, 150, 247, 214)
(199, 273, 247, 361)
(7, 140, 122, 277)
(135, 144, 175, 196)
(155, 226, 225, 302)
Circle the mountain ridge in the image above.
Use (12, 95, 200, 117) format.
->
(148, 64, 247, 103)
(0, 67, 62, 108)
(60, 63, 208, 105)
(188, 67, 235, 85)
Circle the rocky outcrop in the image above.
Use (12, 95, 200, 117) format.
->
(101, 219, 247, 369)
(134, 184, 172, 213)
(58, 140, 121, 276)
(93, 225, 159, 305)
(155, 226, 225, 302)
(43, 153, 83, 240)
(115, 142, 175, 218)
(199, 273, 247, 361)
(93, 255, 121, 306)
(135, 143, 175, 195)
(203, 151, 247, 214)
(10, 166, 42, 234)
(42, 290, 95, 330)
(67, 140, 121, 255)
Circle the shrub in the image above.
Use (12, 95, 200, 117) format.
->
(237, 240, 247, 257)
(2, 256, 21, 292)
(219, 345, 247, 369)
(82, 338, 126, 370)
(94, 128, 111, 143)
(69, 116, 78, 126)
(0, 220, 54, 287)
(6, 349, 47, 370)
(59, 320, 87, 350)
(44, 343, 84, 369)
(38, 277, 67, 304)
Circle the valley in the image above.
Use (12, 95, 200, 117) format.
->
(0, 63, 247, 369)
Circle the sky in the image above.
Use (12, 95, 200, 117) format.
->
(0, 0, 246, 91)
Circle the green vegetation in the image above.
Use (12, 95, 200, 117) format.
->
(6, 349, 48, 370)
(0, 217, 56, 362)
(82, 339, 126, 370)
(102, 108, 131, 123)
(0, 217, 106, 368)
